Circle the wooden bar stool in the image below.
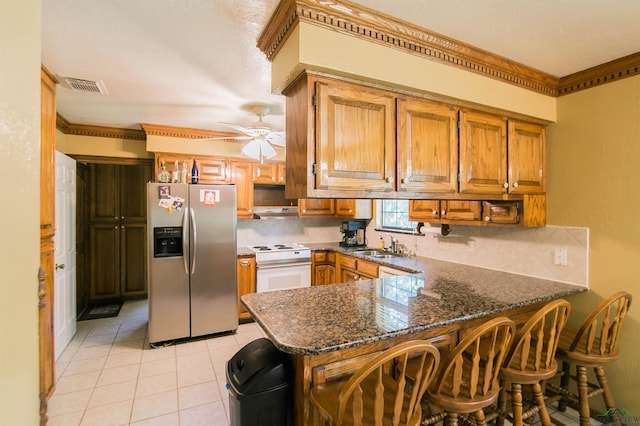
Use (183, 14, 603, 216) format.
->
(311, 340, 440, 426)
(549, 291, 632, 426)
(497, 299, 571, 426)
(423, 317, 515, 426)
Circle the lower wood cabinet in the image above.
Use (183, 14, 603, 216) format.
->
(237, 257, 256, 322)
(312, 251, 336, 285)
(338, 254, 378, 282)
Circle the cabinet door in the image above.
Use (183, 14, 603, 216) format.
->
(199, 157, 229, 183)
(341, 269, 361, 283)
(335, 199, 372, 219)
(253, 163, 279, 184)
(230, 161, 254, 219)
(440, 200, 482, 221)
(120, 163, 150, 223)
(299, 199, 335, 217)
(237, 258, 256, 322)
(482, 201, 520, 224)
(397, 98, 458, 193)
(89, 224, 121, 300)
(120, 223, 147, 297)
(508, 121, 546, 194)
(459, 111, 508, 194)
(409, 200, 441, 221)
(314, 264, 335, 286)
(316, 79, 396, 191)
(89, 164, 120, 222)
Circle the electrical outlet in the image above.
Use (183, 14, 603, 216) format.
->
(554, 248, 568, 266)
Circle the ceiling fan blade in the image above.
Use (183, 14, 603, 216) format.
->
(219, 122, 259, 137)
(266, 132, 285, 147)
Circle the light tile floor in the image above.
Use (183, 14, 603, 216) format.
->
(50, 300, 592, 426)
(49, 300, 266, 426)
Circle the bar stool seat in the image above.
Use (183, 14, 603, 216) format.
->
(497, 299, 571, 426)
(549, 291, 632, 426)
(423, 317, 515, 426)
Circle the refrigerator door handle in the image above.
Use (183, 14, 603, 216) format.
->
(182, 207, 189, 274)
(190, 207, 197, 274)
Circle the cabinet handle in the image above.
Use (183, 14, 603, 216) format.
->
(121, 216, 124, 220)
(240, 261, 251, 267)
(302, 209, 307, 213)
(513, 182, 519, 188)
(272, 177, 276, 181)
(485, 216, 491, 222)
(432, 210, 438, 216)
(441, 210, 447, 216)
(354, 274, 360, 280)
(401, 178, 407, 183)
(503, 182, 509, 189)
(386, 177, 394, 183)
(114, 217, 118, 220)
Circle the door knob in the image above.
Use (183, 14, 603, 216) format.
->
(55, 264, 65, 270)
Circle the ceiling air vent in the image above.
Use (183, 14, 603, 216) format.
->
(62, 77, 109, 94)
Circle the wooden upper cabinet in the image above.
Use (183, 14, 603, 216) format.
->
(253, 162, 285, 184)
(230, 161, 254, 219)
(335, 199, 372, 219)
(198, 157, 229, 183)
(299, 199, 335, 217)
(90, 164, 120, 221)
(508, 121, 546, 194)
(440, 200, 482, 221)
(459, 110, 508, 195)
(315, 79, 396, 192)
(397, 98, 458, 194)
(409, 200, 441, 221)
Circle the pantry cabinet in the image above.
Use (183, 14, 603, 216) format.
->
(88, 163, 151, 301)
(237, 257, 256, 322)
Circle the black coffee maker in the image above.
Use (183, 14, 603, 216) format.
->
(340, 220, 366, 247)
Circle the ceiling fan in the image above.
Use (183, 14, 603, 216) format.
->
(207, 103, 285, 163)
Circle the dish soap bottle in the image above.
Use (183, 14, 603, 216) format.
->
(377, 236, 385, 250)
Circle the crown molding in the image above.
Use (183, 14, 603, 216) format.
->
(558, 51, 640, 96)
(257, 0, 560, 97)
(56, 114, 146, 140)
(141, 123, 241, 140)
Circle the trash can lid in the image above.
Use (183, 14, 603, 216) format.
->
(227, 338, 289, 391)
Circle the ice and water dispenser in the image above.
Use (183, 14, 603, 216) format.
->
(153, 227, 183, 258)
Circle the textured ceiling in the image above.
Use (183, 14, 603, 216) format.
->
(41, 0, 640, 133)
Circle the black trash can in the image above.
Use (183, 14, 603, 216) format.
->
(226, 338, 292, 426)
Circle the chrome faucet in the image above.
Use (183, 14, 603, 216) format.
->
(384, 233, 399, 254)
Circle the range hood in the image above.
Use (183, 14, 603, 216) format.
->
(253, 206, 299, 219)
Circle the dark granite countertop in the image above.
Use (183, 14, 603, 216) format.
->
(241, 246, 586, 356)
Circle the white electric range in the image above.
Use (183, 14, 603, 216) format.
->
(248, 244, 311, 293)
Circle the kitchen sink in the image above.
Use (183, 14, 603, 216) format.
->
(352, 249, 402, 258)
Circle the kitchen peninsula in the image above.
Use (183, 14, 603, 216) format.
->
(241, 253, 585, 425)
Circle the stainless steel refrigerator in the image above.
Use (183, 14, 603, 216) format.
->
(147, 183, 238, 344)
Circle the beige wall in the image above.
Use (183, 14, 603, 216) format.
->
(547, 75, 640, 412)
(56, 130, 153, 159)
(272, 23, 557, 122)
(0, 0, 42, 424)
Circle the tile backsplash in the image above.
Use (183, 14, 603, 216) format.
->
(237, 218, 589, 287)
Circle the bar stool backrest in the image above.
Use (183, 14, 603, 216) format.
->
(505, 299, 571, 374)
(569, 291, 631, 358)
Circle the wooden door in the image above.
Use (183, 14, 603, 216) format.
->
(314, 265, 335, 286)
(397, 98, 458, 194)
(315, 79, 396, 192)
(508, 121, 546, 194)
(230, 161, 254, 219)
(299, 199, 335, 217)
(237, 258, 256, 322)
(89, 223, 121, 300)
(459, 110, 508, 194)
(90, 164, 120, 222)
(120, 223, 147, 297)
(409, 200, 441, 222)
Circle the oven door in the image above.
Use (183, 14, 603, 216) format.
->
(256, 261, 311, 293)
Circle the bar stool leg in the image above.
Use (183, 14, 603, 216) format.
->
(594, 365, 615, 409)
(557, 361, 570, 412)
(496, 383, 508, 426)
(511, 383, 523, 426)
(576, 365, 591, 426)
(474, 409, 488, 426)
(445, 411, 459, 426)
(533, 382, 551, 426)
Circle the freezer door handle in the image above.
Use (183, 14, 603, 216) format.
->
(182, 208, 189, 274)
(190, 207, 197, 274)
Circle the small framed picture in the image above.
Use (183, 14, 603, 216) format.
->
(158, 185, 170, 199)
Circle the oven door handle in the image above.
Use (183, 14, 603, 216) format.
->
(256, 261, 311, 270)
